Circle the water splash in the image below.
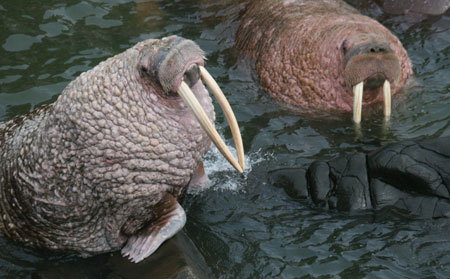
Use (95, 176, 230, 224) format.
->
(194, 144, 272, 193)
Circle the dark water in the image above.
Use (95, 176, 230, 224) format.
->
(1, 0, 449, 278)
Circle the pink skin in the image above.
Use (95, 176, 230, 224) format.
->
(236, 0, 413, 113)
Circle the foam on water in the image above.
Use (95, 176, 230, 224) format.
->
(198, 143, 273, 192)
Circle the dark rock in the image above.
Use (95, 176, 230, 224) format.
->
(276, 137, 450, 218)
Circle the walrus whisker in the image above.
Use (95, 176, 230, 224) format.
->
(177, 81, 244, 173)
(352, 82, 364, 124)
(199, 66, 245, 171)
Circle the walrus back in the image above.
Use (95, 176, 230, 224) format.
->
(0, 104, 53, 234)
(0, 104, 53, 162)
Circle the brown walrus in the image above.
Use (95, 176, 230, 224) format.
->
(236, 0, 414, 123)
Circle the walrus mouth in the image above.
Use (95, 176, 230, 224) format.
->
(352, 79, 391, 124)
(177, 66, 245, 173)
(343, 40, 400, 124)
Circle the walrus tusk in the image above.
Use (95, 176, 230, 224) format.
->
(353, 82, 364, 124)
(199, 66, 245, 171)
(177, 80, 244, 173)
(383, 80, 391, 119)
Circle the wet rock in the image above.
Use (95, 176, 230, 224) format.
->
(269, 168, 309, 200)
(272, 137, 450, 218)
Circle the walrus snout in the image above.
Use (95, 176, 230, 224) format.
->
(342, 35, 401, 123)
(343, 40, 392, 62)
(138, 36, 205, 97)
(343, 40, 400, 87)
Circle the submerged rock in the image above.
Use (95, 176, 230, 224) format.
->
(270, 137, 450, 218)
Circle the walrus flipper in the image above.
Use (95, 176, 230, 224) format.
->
(121, 193, 187, 263)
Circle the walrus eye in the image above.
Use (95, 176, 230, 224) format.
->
(183, 64, 200, 88)
(341, 40, 348, 55)
(139, 65, 150, 77)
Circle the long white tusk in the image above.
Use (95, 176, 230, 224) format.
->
(177, 81, 244, 173)
(353, 82, 364, 124)
(383, 80, 391, 119)
(199, 66, 245, 171)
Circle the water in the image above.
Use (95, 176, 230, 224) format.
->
(1, 0, 449, 278)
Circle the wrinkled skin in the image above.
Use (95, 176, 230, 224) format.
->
(236, 0, 413, 113)
(0, 36, 215, 255)
(270, 137, 450, 218)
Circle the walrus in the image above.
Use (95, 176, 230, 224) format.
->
(0, 36, 244, 263)
(235, 0, 414, 123)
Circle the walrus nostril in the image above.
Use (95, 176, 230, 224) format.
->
(370, 46, 387, 53)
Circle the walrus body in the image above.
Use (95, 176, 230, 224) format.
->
(0, 36, 242, 263)
(236, 0, 413, 121)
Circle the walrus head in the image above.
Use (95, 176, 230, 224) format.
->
(342, 33, 402, 123)
(133, 36, 244, 171)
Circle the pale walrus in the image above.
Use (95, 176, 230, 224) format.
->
(0, 36, 244, 263)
